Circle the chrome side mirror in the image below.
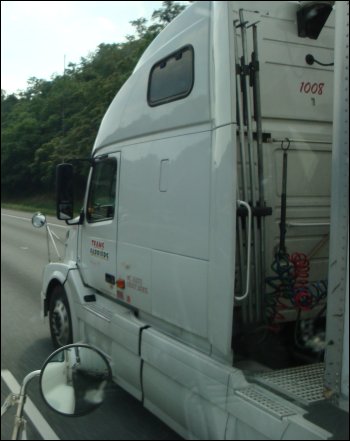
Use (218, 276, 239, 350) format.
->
(2, 344, 111, 440)
(40, 344, 111, 416)
(31, 212, 47, 228)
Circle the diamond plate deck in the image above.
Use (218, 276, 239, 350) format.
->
(254, 363, 325, 404)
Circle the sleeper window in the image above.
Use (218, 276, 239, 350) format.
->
(148, 46, 194, 106)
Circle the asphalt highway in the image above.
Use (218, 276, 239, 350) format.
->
(1, 208, 181, 440)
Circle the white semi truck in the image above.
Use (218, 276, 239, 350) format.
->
(36, 1, 348, 439)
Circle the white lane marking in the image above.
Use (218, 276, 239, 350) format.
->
(1, 213, 30, 222)
(1, 369, 60, 440)
(1, 213, 68, 229)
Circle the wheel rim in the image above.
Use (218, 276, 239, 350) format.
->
(51, 299, 70, 346)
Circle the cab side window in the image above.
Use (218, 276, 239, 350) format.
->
(86, 158, 117, 223)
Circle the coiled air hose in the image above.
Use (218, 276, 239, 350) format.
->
(265, 140, 327, 324)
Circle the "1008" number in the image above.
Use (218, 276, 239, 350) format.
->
(300, 82, 325, 95)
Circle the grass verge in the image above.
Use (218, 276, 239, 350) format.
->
(1, 195, 56, 216)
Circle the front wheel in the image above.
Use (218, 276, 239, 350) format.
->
(49, 285, 73, 348)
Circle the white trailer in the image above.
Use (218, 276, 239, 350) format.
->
(37, 1, 348, 439)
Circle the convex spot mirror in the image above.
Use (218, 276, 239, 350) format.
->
(32, 212, 47, 228)
(40, 344, 111, 416)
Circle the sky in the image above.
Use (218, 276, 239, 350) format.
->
(1, 1, 166, 94)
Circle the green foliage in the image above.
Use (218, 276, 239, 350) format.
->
(152, 1, 187, 24)
(1, 1, 188, 200)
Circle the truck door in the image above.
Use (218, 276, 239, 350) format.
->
(78, 152, 120, 298)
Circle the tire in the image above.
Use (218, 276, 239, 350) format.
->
(49, 285, 73, 349)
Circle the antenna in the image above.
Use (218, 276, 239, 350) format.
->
(62, 54, 66, 138)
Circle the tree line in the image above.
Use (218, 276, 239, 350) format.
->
(1, 1, 188, 200)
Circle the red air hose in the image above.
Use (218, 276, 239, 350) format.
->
(289, 252, 312, 310)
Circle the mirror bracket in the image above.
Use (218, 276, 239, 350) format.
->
(1, 370, 41, 440)
(65, 210, 85, 226)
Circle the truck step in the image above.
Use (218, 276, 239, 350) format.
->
(83, 303, 114, 322)
(236, 385, 297, 419)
